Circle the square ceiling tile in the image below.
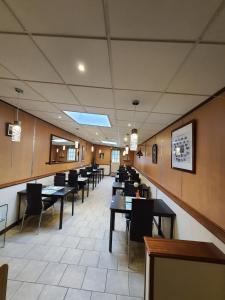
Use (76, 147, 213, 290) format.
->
(0, 65, 16, 79)
(114, 89, 161, 111)
(153, 93, 206, 114)
(70, 86, 114, 108)
(54, 103, 85, 112)
(108, 0, 221, 40)
(6, 0, 105, 36)
(3, 98, 60, 112)
(34, 36, 111, 87)
(202, 6, 225, 42)
(0, 79, 44, 100)
(28, 82, 78, 104)
(168, 44, 225, 95)
(146, 112, 181, 124)
(141, 122, 165, 131)
(111, 40, 192, 91)
(117, 120, 142, 128)
(0, 1, 24, 32)
(85, 107, 116, 123)
(0, 34, 62, 82)
(116, 109, 148, 122)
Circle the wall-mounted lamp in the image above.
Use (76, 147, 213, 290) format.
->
(75, 140, 79, 149)
(122, 150, 126, 156)
(62, 145, 66, 151)
(91, 145, 94, 152)
(99, 149, 102, 154)
(125, 145, 129, 155)
(11, 120, 22, 142)
(56, 148, 59, 153)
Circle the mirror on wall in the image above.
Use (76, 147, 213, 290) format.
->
(49, 134, 79, 164)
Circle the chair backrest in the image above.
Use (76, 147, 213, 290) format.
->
(69, 169, 77, 175)
(54, 175, 65, 186)
(124, 182, 136, 197)
(56, 172, 65, 177)
(80, 169, 87, 177)
(130, 198, 153, 242)
(139, 184, 150, 198)
(86, 166, 93, 172)
(131, 173, 139, 182)
(26, 183, 43, 215)
(119, 172, 129, 182)
(68, 173, 78, 188)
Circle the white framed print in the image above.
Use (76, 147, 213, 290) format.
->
(171, 120, 196, 173)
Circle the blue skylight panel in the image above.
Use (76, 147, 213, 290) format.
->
(64, 111, 111, 127)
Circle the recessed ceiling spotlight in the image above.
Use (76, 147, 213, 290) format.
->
(58, 116, 62, 119)
(128, 123, 131, 127)
(78, 63, 85, 72)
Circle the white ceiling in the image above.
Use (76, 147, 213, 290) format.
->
(0, 0, 224, 147)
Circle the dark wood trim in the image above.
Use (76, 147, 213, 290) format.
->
(136, 167, 225, 243)
(0, 164, 90, 190)
(171, 120, 196, 173)
(141, 86, 225, 145)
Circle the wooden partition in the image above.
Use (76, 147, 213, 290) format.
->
(134, 93, 225, 242)
(0, 100, 94, 188)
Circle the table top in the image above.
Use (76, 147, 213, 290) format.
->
(112, 181, 148, 190)
(110, 194, 176, 217)
(18, 186, 75, 197)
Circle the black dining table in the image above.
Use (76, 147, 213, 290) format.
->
(109, 194, 176, 252)
(17, 186, 76, 230)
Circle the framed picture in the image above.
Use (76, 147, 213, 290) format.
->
(99, 152, 104, 160)
(171, 120, 196, 173)
(152, 144, 157, 164)
(5, 123, 13, 136)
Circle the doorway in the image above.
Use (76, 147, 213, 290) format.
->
(110, 149, 120, 175)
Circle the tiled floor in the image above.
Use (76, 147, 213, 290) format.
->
(0, 176, 145, 300)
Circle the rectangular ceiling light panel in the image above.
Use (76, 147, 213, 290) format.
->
(64, 111, 111, 127)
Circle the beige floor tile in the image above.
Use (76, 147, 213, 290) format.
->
(43, 245, 66, 262)
(10, 282, 43, 300)
(6, 280, 23, 299)
(98, 253, 118, 269)
(82, 267, 107, 292)
(26, 244, 50, 260)
(38, 285, 67, 300)
(37, 262, 67, 285)
(16, 260, 47, 282)
(0, 242, 33, 258)
(106, 270, 129, 296)
(63, 236, 80, 248)
(46, 234, 66, 246)
(59, 265, 86, 288)
(91, 291, 117, 300)
(79, 250, 100, 267)
(60, 248, 83, 264)
(77, 237, 96, 250)
(64, 288, 91, 300)
(7, 258, 29, 280)
(128, 272, 144, 298)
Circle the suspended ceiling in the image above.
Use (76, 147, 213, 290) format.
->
(0, 0, 225, 147)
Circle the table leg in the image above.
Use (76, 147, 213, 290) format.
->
(59, 196, 64, 230)
(95, 174, 97, 187)
(112, 187, 116, 195)
(109, 210, 115, 252)
(92, 174, 94, 190)
(72, 192, 75, 216)
(158, 216, 162, 236)
(170, 216, 175, 239)
(17, 194, 22, 223)
(87, 179, 89, 197)
(82, 186, 84, 203)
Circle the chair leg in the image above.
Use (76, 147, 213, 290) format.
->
(51, 204, 54, 216)
(20, 205, 27, 232)
(37, 211, 43, 235)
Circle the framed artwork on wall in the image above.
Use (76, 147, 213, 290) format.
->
(171, 120, 196, 173)
(152, 144, 158, 164)
(99, 152, 104, 160)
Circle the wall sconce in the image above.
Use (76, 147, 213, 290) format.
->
(91, 145, 94, 152)
(62, 145, 66, 151)
(56, 148, 59, 153)
(125, 145, 129, 155)
(136, 148, 143, 158)
(11, 120, 22, 142)
(122, 150, 126, 156)
(75, 140, 79, 149)
(99, 149, 102, 154)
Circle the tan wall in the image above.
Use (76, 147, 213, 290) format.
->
(134, 94, 225, 236)
(0, 100, 94, 187)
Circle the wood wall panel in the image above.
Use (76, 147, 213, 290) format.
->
(0, 100, 94, 187)
(134, 94, 225, 239)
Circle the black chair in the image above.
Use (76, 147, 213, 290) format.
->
(21, 183, 56, 233)
(124, 182, 137, 197)
(119, 172, 129, 182)
(68, 173, 78, 188)
(69, 169, 77, 175)
(128, 198, 154, 266)
(54, 175, 65, 186)
(79, 169, 87, 177)
(56, 172, 66, 177)
(86, 166, 93, 172)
